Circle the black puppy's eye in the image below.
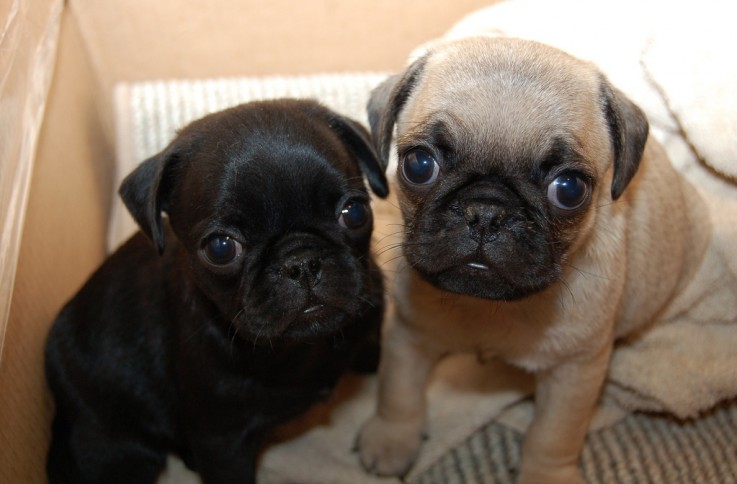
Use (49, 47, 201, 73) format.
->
(401, 149, 440, 186)
(202, 235, 243, 266)
(339, 199, 372, 232)
(547, 173, 589, 210)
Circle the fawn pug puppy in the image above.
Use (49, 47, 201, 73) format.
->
(45, 99, 388, 484)
(356, 37, 708, 483)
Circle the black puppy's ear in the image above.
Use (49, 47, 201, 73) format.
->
(329, 114, 389, 198)
(118, 145, 180, 254)
(600, 77, 649, 200)
(367, 55, 428, 169)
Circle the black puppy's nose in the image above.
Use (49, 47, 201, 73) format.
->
(282, 255, 322, 288)
(463, 201, 507, 231)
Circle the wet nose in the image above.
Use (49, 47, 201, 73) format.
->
(463, 201, 507, 231)
(282, 255, 322, 288)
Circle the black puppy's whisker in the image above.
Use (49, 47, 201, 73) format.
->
(375, 243, 404, 259)
(374, 230, 406, 247)
(231, 308, 245, 325)
(252, 327, 263, 351)
(353, 293, 378, 308)
(229, 308, 245, 352)
(374, 231, 407, 247)
(229, 325, 242, 358)
(378, 254, 407, 269)
(400, 241, 434, 253)
(376, 255, 415, 277)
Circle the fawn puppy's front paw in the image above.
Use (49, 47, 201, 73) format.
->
(357, 414, 425, 477)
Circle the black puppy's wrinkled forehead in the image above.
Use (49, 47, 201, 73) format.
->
(170, 102, 362, 234)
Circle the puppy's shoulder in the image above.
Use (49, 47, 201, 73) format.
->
(49, 229, 183, 346)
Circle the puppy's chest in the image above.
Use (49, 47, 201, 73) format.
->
(398, 273, 593, 371)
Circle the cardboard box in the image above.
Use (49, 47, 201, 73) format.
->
(0, 1, 495, 481)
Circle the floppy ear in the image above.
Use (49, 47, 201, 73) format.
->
(118, 145, 180, 254)
(329, 114, 389, 198)
(367, 55, 428, 169)
(600, 78, 649, 200)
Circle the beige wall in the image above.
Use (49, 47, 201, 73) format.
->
(72, 0, 496, 143)
(1, 1, 496, 482)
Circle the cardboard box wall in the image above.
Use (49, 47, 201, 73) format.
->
(0, 1, 495, 481)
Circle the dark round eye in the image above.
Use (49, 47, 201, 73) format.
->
(339, 199, 371, 231)
(202, 235, 243, 266)
(401, 149, 440, 186)
(547, 173, 589, 210)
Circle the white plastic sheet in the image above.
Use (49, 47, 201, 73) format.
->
(0, 0, 63, 360)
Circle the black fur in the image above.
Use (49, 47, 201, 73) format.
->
(45, 99, 386, 484)
(367, 55, 428, 167)
(600, 79, 649, 200)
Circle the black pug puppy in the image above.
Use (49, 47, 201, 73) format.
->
(45, 99, 388, 484)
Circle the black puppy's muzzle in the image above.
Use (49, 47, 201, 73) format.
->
(280, 250, 322, 289)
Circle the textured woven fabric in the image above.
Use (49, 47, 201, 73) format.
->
(120, 74, 388, 162)
(415, 402, 737, 484)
